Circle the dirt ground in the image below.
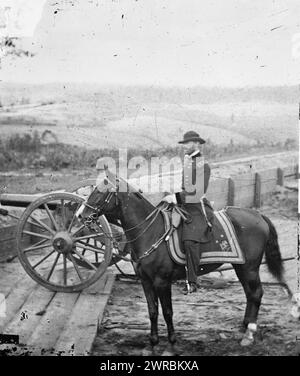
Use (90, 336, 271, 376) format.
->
(91, 188, 299, 356)
(92, 278, 298, 356)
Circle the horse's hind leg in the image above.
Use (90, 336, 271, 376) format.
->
(141, 277, 159, 353)
(154, 277, 177, 356)
(233, 265, 264, 346)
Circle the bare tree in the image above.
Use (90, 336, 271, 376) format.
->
(0, 36, 34, 67)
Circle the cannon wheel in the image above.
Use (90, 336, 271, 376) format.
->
(67, 179, 131, 266)
(16, 192, 113, 292)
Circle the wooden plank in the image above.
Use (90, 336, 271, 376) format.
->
(227, 178, 235, 206)
(295, 164, 299, 179)
(54, 273, 115, 356)
(254, 173, 262, 208)
(277, 168, 284, 186)
(82, 272, 110, 295)
(4, 285, 55, 345)
(0, 277, 37, 333)
(26, 292, 79, 355)
(0, 265, 28, 297)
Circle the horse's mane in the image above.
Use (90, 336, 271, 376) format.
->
(119, 176, 155, 209)
(104, 169, 155, 209)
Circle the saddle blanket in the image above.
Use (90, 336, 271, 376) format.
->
(163, 209, 245, 266)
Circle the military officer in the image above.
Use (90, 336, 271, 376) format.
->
(162, 131, 214, 294)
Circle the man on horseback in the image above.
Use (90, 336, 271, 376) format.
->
(162, 131, 214, 294)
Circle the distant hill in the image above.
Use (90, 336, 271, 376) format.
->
(0, 83, 298, 105)
(0, 83, 297, 149)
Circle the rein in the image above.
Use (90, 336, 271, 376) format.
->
(83, 183, 171, 264)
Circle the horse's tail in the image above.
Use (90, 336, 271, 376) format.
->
(261, 214, 293, 298)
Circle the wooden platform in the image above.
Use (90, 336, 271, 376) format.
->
(0, 258, 115, 356)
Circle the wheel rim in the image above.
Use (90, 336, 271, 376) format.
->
(16, 193, 113, 292)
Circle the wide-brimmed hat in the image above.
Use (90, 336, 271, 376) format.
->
(178, 131, 206, 144)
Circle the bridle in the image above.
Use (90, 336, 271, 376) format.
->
(82, 176, 120, 226)
(83, 189, 118, 227)
(83, 178, 158, 233)
(81, 177, 171, 263)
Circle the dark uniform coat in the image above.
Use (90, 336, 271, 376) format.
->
(176, 151, 214, 243)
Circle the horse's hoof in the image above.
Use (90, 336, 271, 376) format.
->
(240, 323, 256, 346)
(240, 337, 254, 347)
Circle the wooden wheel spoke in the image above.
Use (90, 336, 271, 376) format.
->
(76, 241, 105, 254)
(72, 249, 98, 271)
(44, 203, 60, 231)
(94, 239, 99, 263)
(23, 238, 47, 249)
(32, 249, 55, 269)
(29, 214, 55, 235)
(71, 224, 86, 237)
(26, 220, 45, 231)
(23, 230, 52, 240)
(46, 252, 60, 281)
(61, 199, 66, 229)
(67, 203, 81, 232)
(63, 254, 67, 285)
(82, 239, 89, 256)
(74, 233, 104, 242)
(68, 253, 84, 282)
(24, 240, 52, 253)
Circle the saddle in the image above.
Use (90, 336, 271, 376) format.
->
(160, 204, 245, 266)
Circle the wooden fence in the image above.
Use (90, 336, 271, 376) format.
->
(134, 164, 298, 209)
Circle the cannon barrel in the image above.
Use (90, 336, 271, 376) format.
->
(0, 193, 63, 210)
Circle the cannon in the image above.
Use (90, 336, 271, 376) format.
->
(0, 180, 129, 292)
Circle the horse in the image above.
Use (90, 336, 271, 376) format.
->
(76, 171, 295, 355)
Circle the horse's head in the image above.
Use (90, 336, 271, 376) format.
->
(76, 169, 122, 225)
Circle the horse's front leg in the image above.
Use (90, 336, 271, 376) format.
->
(140, 277, 159, 354)
(154, 277, 177, 356)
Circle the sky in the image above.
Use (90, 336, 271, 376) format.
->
(0, 0, 299, 86)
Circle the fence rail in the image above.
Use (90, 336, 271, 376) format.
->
(139, 164, 298, 209)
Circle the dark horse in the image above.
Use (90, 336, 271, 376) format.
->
(77, 171, 293, 355)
